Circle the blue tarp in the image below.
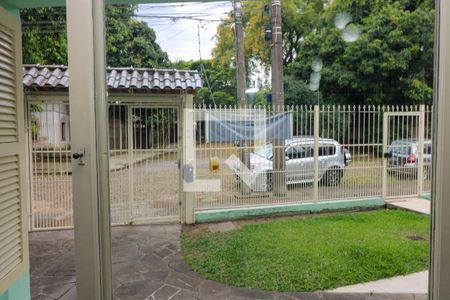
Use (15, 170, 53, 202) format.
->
(206, 111, 292, 142)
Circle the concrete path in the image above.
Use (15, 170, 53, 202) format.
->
(329, 271, 428, 294)
(30, 225, 427, 300)
(109, 152, 156, 171)
(386, 198, 430, 215)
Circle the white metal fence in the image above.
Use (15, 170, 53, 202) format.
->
(192, 105, 433, 211)
(29, 102, 181, 230)
(109, 105, 181, 225)
(28, 102, 432, 230)
(29, 102, 73, 229)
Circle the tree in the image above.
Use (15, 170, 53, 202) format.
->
(172, 60, 237, 106)
(212, 0, 325, 69)
(105, 5, 169, 68)
(283, 77, 317, 106)
(210, 0, 325, 107)
(21, 5, 169, 67)
(249, 78, 317, 106)
(21, 7, 68, 65)
(210, 0, 434, 106)
(288, 0, 435, 105)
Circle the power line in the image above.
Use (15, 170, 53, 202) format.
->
(157, 26, 192, 44)
(22, 17, 225, 26)
(22, 14, 230, 27)
(197, 24, 215, 105)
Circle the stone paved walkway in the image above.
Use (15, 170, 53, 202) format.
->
(30, 224, 427, 300)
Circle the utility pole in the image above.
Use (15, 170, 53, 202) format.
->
(234, 0, 246, 106)
(234, 0, 251, 194)
(271, 0, 286, 196)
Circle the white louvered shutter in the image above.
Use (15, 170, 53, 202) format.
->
(0, 7, 29, 295)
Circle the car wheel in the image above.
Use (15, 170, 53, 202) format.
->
(423, 166, 430, 181)
(324, 168, 342, 186)
(266, 173, 273, 192)
(235, 174, 241, 188)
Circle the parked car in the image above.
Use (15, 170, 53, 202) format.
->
(386, 139, 432, 179)
(234, 137, 351, 192)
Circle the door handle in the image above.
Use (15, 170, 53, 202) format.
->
(72, 149, 86, 165)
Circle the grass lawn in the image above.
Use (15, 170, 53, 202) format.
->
(182, 209, 429, 292)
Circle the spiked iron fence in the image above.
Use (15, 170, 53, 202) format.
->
(192, 104, 433, 211)
(28, 103, 432, 230)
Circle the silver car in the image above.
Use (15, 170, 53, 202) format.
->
(235, 137, 351, 192)
(386, 139, 432, 179)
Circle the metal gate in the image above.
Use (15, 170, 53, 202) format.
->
(29, 101, 181, 230)
(383, 111, 425, 199)
(109, 104, 181, 224)
(29, 102, 73, 230)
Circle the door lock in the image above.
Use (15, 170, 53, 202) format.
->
(72, 149, 85, 165)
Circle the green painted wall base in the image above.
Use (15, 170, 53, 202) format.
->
(420, 192, 431, 200)
(195, 198, 386, 223)
(0, 1, 19, 17)
(0, 272, 30, 300)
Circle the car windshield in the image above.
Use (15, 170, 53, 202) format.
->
(390, 143, 411, 155)
(254, 143, 273, 159)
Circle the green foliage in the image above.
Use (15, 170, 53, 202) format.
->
(255, 89, 270, 106)
(22, 7, 68, 65)
(105, 6, 169, 68)
(145, 110, 172, 145)
(21, 5, 169, 67)
(30, 103, 43, 112)
(30, 104, 43, 140)
(211, 91, 236, 106)
(209, 0, 434, 106)
(212, 0, 326, 68)
(30, 117, 39, 140)
(251, 78, 318, 106)
(288, 0, 435, 105)
(172, 60, 237, 106)
(183, 209, 429, 292)
(284, 77, 318, 106)
(210, 0, 325, 103)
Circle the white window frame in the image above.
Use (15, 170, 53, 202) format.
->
(430, 0, 450, 298)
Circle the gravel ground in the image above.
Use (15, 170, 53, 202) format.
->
(31, 154, 431, 230)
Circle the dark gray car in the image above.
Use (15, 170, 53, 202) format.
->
(387, 139, 432, 179)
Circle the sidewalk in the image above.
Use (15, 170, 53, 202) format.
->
(386, 197, 430, 215)
(328, 271, 428, 294)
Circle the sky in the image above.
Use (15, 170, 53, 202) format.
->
(137, 2, 233, 62)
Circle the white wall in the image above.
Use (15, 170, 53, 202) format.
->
(32, 103, 71, 147)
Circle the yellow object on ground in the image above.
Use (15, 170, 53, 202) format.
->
(209, 157, 220, 172)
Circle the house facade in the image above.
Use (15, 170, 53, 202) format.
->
(23, 65, 202, 151)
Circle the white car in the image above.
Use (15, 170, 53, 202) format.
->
(235, 137, 351, 192)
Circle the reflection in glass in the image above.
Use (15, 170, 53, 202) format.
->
(334, 12, 352, 29)
(342, 24, 361, 42)
(311, 58, 323, 72)
(309, 82, 320, 92)
(310, 72, 322, 84)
